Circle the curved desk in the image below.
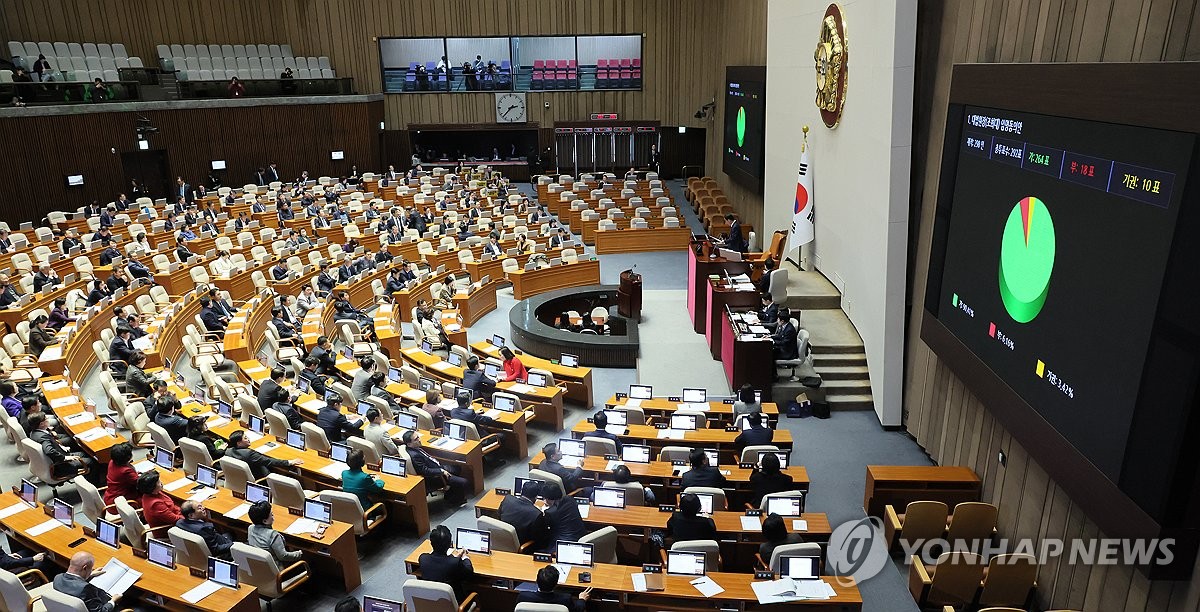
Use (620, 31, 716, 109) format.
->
(507, 258, 601, 301)
(508, 285, 639, 368)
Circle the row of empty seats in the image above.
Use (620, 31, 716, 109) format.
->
(156, 43, 296, 59)
(169, 54, 328, 73)
(6, 41, 145, 81)
(8, 40, 131, 59)
(178, 66, 334, 81)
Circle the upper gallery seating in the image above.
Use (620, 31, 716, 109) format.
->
(4, 40, 144, 83)
(155, 43, 335, 81)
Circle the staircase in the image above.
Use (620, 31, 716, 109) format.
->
(812, 346, 873, 410)
(141, 72, 179, 101)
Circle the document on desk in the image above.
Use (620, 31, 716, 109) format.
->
(792, 519, 808, 531)
(43, 379, 69, 392)
(77, 427, 111, 442)
(401, 389, 427, 403)
(740, 515, 763, 531)
(578, 505, 590, 519)
(300, 399, 327, 412)
(224, 502, 252, 520)
(657, 429, 684, 440)
(26, 518, 63, 537)
(181, 580, 224, 604)
(90, 558, 141, 597)
(430, 361, 451, 371)
(133, 460, 156, 473)
(319, 462, 349, 478)
(690, 576, 725, 597)
(285, 517, 319, 535)
(163, 477, 195, 492)
(750, 578, 835, 603)
(49, 395, 77, 409)
(483, 409, 503, 420)
(507, 383, 534, 395)
(550, 564, 571, 583)
(560, 456, 581, 468)
(429, 438, 464, 451)
(0, 502, 29, 520)
(187, 487, 218, 502)
(243, 430, 264, 443)
(624, 398, 642, 408)
(604, 460, 624, 471)
(748, 325, 771, 335)
(206, 416, 231, 429)
(631, 572, 664, 592)
(604, 425, 627, 436)
(131, 336, 153, 351)
(63, 411, 95, 426)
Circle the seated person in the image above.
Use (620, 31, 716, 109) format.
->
(317, 396, 363, 443)
(364, 409, 400, 455)
(602, 464, 656, 506)
(679, 448, 728, 489)
(538, 443, 583, 492)
(341, 449, 384, 508)
(418, 525, 474, 601)
(152, 397, 189, 443)
(734, 411, 774, 451)
(586, 411, 622, 452)
(225, 430, 303, 479)
(516, 565, 590, 612)
(758, 292, 780, 330)
(461, 356, 497, 400)
(185, 416, 225, 460)
(666, 492, 718, 542)
(403, 430, 468, 506)
(137, 470, 183, 529)
(499, 479, 549, 551)
(733, 383, 762, 416)
(542, 482, 586, 549)
(176, 501, 235, 559)
(750, 452, 795, 507)
(771, 307, 799, 361)
(759, 512, 805, 563)
(54, 552, 120, 612)
(247, 501, 303, 565)
(499, 347, 527, 382)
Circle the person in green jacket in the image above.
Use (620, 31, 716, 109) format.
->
(341, 448, 384, 508)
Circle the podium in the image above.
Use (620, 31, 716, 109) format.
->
(618, 269, 642, 319)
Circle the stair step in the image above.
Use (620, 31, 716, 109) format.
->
(813, 365, 869, 381)
(812, 353, 867, 367)
(820, 379, 872, 395)
(811, 344, 865, 355)
(828, 394, 875, 410)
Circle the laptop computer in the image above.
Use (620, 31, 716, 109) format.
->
(330, 442, 350, 463)
(592, 487, 627, 509)
(246, 481, 271, 504)
(396, 412, 419, 431)
(194, 464, 219, 489)
(555, 541, 594, 567)
(765, 495, 804, 517)
(285, 429, 306, 450)
(526, 372, 547, 387)
(666, 549, 707, 576)
(362, 597, 403, 612)
(670, 413, 700, 430)
(147, 538, 176, 569)
(96, 518, 120, 548)
(455, 527, 491, 554)
(208, 557, 240, 588)
(780, 555, 821, 580)
(682, 388, 707, 403)
(560, 353, 579, 368)
(380, 455, 407, 477)
(304, 498, 333, 524)
(629, 385, 652, 400)
(153, 446, 175, 470)
(620, 444, 651, 463)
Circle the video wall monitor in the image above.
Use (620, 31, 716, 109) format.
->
(331, 151, 345, 160)
(66, 174, 84, 186)
(921, 63, 1200, 571)
(211, 160, 226, 170)
(723, 65, 767, 193)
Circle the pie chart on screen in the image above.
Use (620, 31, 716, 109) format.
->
(999, 196, 1056, 323)
(736, 107, 746, 147)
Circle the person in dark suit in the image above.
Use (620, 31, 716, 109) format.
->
(316, 264, 338, 295)
(499, 479, 549, 551)
(199, 297, 227, 338)
(86, 278, 110, 307)
(586, 411, 622, 452)
(539, 443, 583, 492)
(772, 307, 799, 361)
(108, 326, 135, 377)
(32, 264, 61, 293)
(723, 214, 747, 253)
(758, 292, 780, 330)
(126, 253, 152, 281)
(254, 168, 268, 186)
(666, 493, 718, 542)
(461, 356, 496, 402)
(309, 336, 342, 378)
(208, 288, 235, 320)
(541, 483, 586, 549)
(153, 397, 189, 443)
(757, 258, 776, 294)
(734, 411, 775, 451)
(53, 552, 120, 612)
(176, 501, 235, 559)
(516, 565, 591, 612)
(30, 413, 95, 479)
(257, 368, 292, 414)
(270, 261, 289, 282)
(298, 357, 329, 397)
(403, 430, 468, 506)
(267, 163, 280, 183)
(0, 274, 22, 308)
(224, 430, 303, 479)
(175, 236, 196, 263)
(449, 392, 501, 432)
(27, 315, 56, 358)
(317, 396, 362, 443)
(60, 228, 83, 255)
(270, 307, 301, 346)
(98, 206, 115, 228)
(418, 525, 474, 600)
(749, 452, 795, 507)
(176, 177, 193, 204)
(680, 448, 728, 489)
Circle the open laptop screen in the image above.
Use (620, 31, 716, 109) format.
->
(666, 550, 707, 576)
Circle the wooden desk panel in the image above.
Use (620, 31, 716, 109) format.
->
(452, 281, 499, 326)
(603, 396, 779, 422)
(594, 227, 692, 254)
(0, 492, 259, 611)
(864, 465, 982, 518)
(472, 341, 593, 408)
(571, 422, 793, 464)
(508, 259, 601, 301)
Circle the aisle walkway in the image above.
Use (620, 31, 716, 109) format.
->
(637, 289, 731, 395)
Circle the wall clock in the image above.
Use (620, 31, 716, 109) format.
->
(495, 92, 527, 123)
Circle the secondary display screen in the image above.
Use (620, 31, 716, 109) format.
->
(722, 66, 766, 192)
(931, 105, 1194, 481)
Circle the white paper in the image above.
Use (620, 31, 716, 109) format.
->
(259, 443, 285, 457)
(0, 502, 29, 519)
(690, 576, 725, 597)
(750, 578, 834, 603)
(26, 518, 63, 536)
(740, 516, 763, 531)
(604, 460, 623, 471)
(550, 564, 571, 583)
(507, 383, 534, 395)
(131, 336, 153, 351)
(430, 361, 451, 371)
(657, 429, 684, 440)
(631, 573, 650, 592)
(792, 520, 808, 532)
(749, 325, 771, 335)
(206, 416, 231, 429)
(483, 409, 502, 420)
(319, 462, 348, 478)
(163, 477, 195, 492)
(90, 558, 140, 597)
(224, 502, 252, 520)
(76, 427, 110, 442)
(300, 399, 326, 412)
(43, 380, 69, 391)
(430, 438, 464, 451)
(133, 460, 155, 473)
(578, 505, 590, 519)
(560, 456, 581, 468)
(284, 517, 318, 534)
(187, 487, 218, 502)
(181, 580, 223, 604)
(63, 412, 95, 425)
(624, 398, 642, 408)
(49, 395, 77, 409)
(401, 390, 427, 403)
(604, 425, 627, 436)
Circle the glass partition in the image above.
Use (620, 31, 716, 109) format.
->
(380, 38, 448, 92)
(446, 37, 511, 91)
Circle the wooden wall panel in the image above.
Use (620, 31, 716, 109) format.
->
(0, 0, 768, 227)
(906, 1, 1200, 610)
(0, 100, 382, 224)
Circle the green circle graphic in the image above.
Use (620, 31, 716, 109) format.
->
(999, 196, 1056, 323)
(736, 107, 746, 147)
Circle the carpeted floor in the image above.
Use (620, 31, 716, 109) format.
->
(0, 179, 930, 611)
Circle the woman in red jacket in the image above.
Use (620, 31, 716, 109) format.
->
(500, 347, 528, 382)
(137, 470, 182, 528)
(103, 443, 138, 506)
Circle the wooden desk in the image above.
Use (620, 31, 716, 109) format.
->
(452, 281, 500, 326)
(603, 396, 779, 424)
(0, 279, 90, 333)
(472, 341, 593, 407)
(594, 226, 692, 254)
(721, 312, 775, 393)
(863, 465, 982, 518)
(404, 541, 861, 611)
(707, 279, 761, 359)
(687, 244, 751, 335)
(571, 422, 793, 465)
(398, 346, 565, 430)
(145, 460, 363, 591)
(39, 378, 123, 463)
(0, 492, 259, 611)
(221, 294, 275, 362)
(508, 259, 601, 301)
(153, 264, 197, 296)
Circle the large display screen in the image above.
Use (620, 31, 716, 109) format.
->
(932, 105, 1194, 481)
(722, 66, 766, 191)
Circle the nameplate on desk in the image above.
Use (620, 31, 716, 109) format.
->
(287, 506, 302, 516)
(658, 504, 675, 513)
(725, 426, 738, 432)
(231, 490, 245, 499)
(131, 547, 148, 559)
(740, 463, 757, 469)
(671, 460, 686, 466)
(494, 488, 511, 497)
(721, 399, 735, 405)
(188, 566, 206, 578)
(533, 552, 552, 563)
(585, 417, 593, 423)
(575, 497, 589, 506)
(754, 570, 776, 580)
(615, 393, 627, 400)
(668, 396, 681, 402)
(745, 509, 763, 516)
(603, 454, 618, 461)
(654, 423, 668, 430)
(642, 564, 663, 573)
